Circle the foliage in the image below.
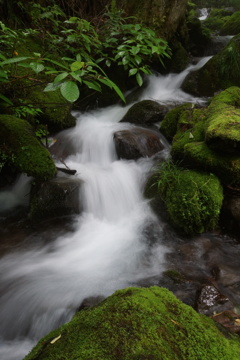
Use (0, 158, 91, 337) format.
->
(98, 10, 171, 86)
(23, 286, 240, 360)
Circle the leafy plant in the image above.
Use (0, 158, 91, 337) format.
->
(98, 11, 171, 86)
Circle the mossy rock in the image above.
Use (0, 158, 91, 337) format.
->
(0, 115, 56, 180)
(153, 163, 223, 234)
(23, 286, 240, 360)
(27, 86, 76, 132)
(204, 87, 240, 152)
(220, 11, 240, 36)
(120, 100, 167, 125)
(160, 103, 198, 141)
(182, 35, 240, 97)
(183, 141, 240, 187)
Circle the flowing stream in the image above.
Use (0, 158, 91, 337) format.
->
(0, 58, 211, 360)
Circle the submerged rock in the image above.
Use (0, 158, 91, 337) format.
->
(30, 177, 82, 222)
(113, 127, 165, 160)
(23, 286, 240, 360)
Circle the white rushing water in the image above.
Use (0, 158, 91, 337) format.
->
(199, 8, 209, 21)
(0, 58, 210, 360)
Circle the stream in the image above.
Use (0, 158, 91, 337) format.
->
(1, 56, 240, 360)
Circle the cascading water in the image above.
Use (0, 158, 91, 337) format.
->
(0, 58, 211, 360)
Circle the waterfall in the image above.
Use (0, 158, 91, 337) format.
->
(0, 57, 211, 360)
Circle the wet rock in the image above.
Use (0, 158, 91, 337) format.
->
(120, 100, 168, 125)
(78, 296, 105, 311)
(197, 285, 231, 316)
(211, 311, 240, 335)
(30, 177, 82, 222)
(113, 127, 164, 160)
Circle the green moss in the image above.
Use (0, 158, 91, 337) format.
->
(23, 286, 240, 360)
(182, 35, 240, 97)
(27, 86, 75, 132)
(160, 103, 193, 141)
(184, 141, 240, 186)
(220, 11, 240, 35)
(159, 166, 223, 234)
(0, 115, 56, 180)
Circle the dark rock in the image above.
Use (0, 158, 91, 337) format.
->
(30, 177, 82, 222)
(113, 127, 164, 160)
(197, 285, 231, 316)
(120, 100, 168, 125)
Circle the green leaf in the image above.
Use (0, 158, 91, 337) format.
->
(70, 61, 84, 72)
(44, 82, 62, 92)
(106, 59, 111, 67)
(83, 80, 101, 92)
(122, 56, 129, 66)
(60, 81, 79, 103)
(44, 58, 69, 70)
(129, 68, 138, 76)
(30, 62, 45, 74)
(54, 72, 69, 83)
(0, 70, 8, 79)
(0, 56, 29, 66)
(136, 72, 143, 87)
(70, 72, 82, 84)
(98, 78, 125, 103)
(131, 46, 140, 55)
(0, 93, 13, 105)
(134, 55, 142, 66)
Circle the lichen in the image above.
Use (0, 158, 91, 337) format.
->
(23, 286, 240, 360)
(0, 115, 56, 180)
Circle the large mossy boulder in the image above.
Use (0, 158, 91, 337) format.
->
(0, 115, 56, 180)
(204, 87, 240, 152)
(23, 286, 240, 360)
(146, 163, 223, 234)
(181, 34, 240, 97)
(168, 87, 240, 186)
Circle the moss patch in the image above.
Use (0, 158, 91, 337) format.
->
(220, 11, 240, 36)
(0, 115, 56, 180)
(23, 286, 240, 360)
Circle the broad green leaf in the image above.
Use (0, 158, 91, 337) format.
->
(98, 78, 125, 103)
(70, 61, 84, 72)
(83, 80, 101, 92)
(131, 46, 140, 55)
(54, 72, 69, 83)
(122, 56, 129, 66)
(136, 72, 143, 87)
(151, 46, 159, 54)
(0, 93, 13, 105)
(76, 54, 82, 62)
(30, 62, 45, 74)
(0, 56, 29, 66)
(106, 59, 111, 67)
(60, 81, 79, 103)
(129, 68, 138, 76)
(44, 82, 62, 92)
(70, 72, 82, 83)
(134, 55, 142, 66)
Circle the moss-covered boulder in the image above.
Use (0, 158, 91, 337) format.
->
(204, 87, 240, 152)
(0, 115, 56, 180)
(120, 100, 168, 125)
(181, 34, 240, 97)
(220, 11, 240, 36)
(23, 286, 240, 360)
(160, 103, 197, 141)
(147, 162, 223, 234)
